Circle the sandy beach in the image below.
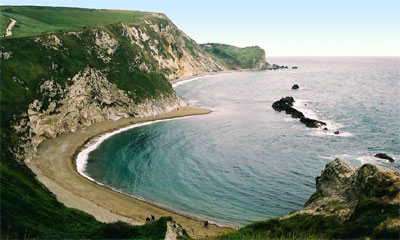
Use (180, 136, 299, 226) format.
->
(28, 106, 234, 239)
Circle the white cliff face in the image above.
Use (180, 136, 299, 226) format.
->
(14, 68, 184, 162)
(119, 20, 225, 80)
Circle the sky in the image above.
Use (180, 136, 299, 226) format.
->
(2, 0, 400, 56)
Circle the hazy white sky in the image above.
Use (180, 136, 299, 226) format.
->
(2, 0, 400, 56)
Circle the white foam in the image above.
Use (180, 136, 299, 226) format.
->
(293, 99, 353, 137)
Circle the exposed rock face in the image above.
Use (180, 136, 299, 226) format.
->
(375, 153, 395, 162)
(302, 159, 400, 218)
(118, 20, 224, 80)
(13, 68, 184, 162)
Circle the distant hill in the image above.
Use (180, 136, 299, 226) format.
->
(201, 43, 267, 70)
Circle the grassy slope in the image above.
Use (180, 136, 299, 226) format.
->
(217, 200, 399, 240)
(0, 6, 158, 37)
(200, 43, 265, 70)
(0, 7, 179, 239)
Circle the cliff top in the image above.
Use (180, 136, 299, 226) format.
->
(0, 6, 167, 38)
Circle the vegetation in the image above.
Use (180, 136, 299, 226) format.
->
(0, 145, 172, 239)
(0, 6, 179, 239)
(200, 43, 266, 70)
(217, 200, 399, 240)
(0, 6, 164, 37)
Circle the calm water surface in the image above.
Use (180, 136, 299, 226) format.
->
(84, 57, 400, 227)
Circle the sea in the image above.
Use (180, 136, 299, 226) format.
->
(81, 57, 400, 228)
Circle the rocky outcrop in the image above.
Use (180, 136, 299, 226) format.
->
(291, 84, 299, 90)
(13, 68, 185, 162)
(375, 153, 395, 163)
(272, 97, 327, 128)
(164, 220, 185, 240)
(272, 97, 304, 119)
(301, 159, 400, 219)
(299, 117, 326, 128)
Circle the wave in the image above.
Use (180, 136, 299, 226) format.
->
(293, 99, 353, 137)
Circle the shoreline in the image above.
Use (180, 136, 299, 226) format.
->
(171, 69, 249, 87)
(28, 106, 234, 239)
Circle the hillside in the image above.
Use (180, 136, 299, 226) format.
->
(0, 6, 272, 239)
(201, 43, 267, 70)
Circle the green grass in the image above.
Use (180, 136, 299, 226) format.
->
(217, 200, 400, 240)
(0, 6, 162, 37)
(200, 43, 266, 70)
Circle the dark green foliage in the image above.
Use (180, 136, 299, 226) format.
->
(95, 217, 171, 239)
(217, 200, 400, 240)
(200, 43, 265, 70)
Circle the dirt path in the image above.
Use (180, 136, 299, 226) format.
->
(5, 18, 16, 37)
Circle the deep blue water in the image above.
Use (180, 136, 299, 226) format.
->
(84, 57, 400, 228)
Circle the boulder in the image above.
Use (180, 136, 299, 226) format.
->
(292, 66, 298, 69)
(300, 117, 326, 128)
(334, 130, 340, 135)
(291, 84, 300, 90)
(304, 158, 400, 218)
(375, 153, 395, 163)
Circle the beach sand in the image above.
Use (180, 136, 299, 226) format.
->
(28, 106, 234, 239)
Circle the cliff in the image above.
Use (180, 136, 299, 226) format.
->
(0, 6, 270, 239)
(200, 43, 267, 70)
(218, 159, 400, 239)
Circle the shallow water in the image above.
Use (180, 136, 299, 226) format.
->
(84, 57, 400, 228)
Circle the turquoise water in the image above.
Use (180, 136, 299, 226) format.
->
(84, 57, 400, 227)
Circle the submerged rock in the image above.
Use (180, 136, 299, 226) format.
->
(300, 117, 326, 128)
(291, 84, 300, 90)
(375, 153, 395, 163)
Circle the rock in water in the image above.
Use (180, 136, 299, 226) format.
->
(292, 66, 298, 69)
(272, 97, 305, 118)
(375, 153, 395, 162)
(300, 117, 326, 128)
(334, 130, 340, 135)
(292, 84, 300, 90)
